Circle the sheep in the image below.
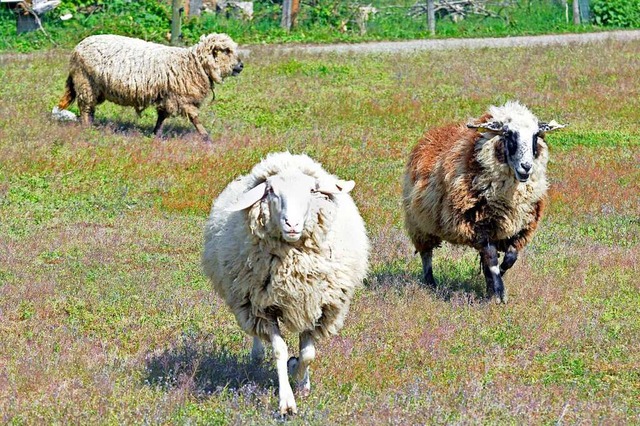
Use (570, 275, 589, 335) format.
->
(402, 101, 564, 303)
(202, 152, 369, 415)
(55, 33, 243, 139)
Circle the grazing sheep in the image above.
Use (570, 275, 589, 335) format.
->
(403, 101, 564, 302)
(56, 33, 243, 139)
(202, 152, 369, 415)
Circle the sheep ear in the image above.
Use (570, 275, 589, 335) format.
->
(467, 121, 504, 134)
(227, 182, 267, 212)
(538, 120, 566, 134)
(316, 179, 355, 195)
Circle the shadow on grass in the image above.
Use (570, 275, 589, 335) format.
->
(93, 117, 198, 139)
(367, 257, 488, 303)
(143, 338, 276, 399)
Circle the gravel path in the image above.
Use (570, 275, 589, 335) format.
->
(245, 29, 640, 56)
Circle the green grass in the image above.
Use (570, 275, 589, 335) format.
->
(0, 0, 623, 52)
(0, 39, 639, 424)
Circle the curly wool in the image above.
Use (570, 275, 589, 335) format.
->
(203, 152, 369, 341)
(403, 108, 549, 252)
(58, 33, 240, 118)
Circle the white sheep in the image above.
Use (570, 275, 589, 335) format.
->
(403, 101, 564, 303)
(55, 33, 243, 139)
(202, 152, 369, 415)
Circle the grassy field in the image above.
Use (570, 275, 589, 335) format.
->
(1, 39, 639, 424)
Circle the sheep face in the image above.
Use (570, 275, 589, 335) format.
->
(227, 172, 355, 243)
(268, 174, 317, 242)
(194, 33, 243, 85)
(503, 124, 539, 182)
(469, 102, 565, 183)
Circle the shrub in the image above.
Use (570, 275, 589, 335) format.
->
(591, 0, 640, 28)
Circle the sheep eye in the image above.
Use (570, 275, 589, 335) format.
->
(533, 133, 539, 157)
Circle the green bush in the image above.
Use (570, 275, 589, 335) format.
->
(592, 0, 640, 27)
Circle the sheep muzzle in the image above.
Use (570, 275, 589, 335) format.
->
(232, 60, 244, 76)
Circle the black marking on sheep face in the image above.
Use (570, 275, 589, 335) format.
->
(533, 133, 541, 158)
(504, 129, 519, 156)
(502, 125, 535, 183)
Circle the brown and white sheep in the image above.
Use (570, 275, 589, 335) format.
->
(403, 101, 564, 302)
(56, 33, 243, 139)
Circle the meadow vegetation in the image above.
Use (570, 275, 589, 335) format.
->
(0, 39, 639, 423)
(0, 0, 622, 52)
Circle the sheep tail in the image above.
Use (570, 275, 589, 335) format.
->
(57, 75, 76, 110)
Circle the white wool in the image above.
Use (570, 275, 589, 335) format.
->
(489, 100, 539, 132)
(202, 152, 369, 341)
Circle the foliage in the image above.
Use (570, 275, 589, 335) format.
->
(0, 0, 601, 52)
(592, 0, 640, 28)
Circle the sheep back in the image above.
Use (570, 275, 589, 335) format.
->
(68, 34, 215, 114)
(203, 153, 369, 341)
(403, 118, 549, 251)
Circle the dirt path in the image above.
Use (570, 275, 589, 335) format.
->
(245, 29, 640, 56)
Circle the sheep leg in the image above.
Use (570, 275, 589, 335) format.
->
(185, 107, 211, 142)
(419, 249, 437, 287)
(270, 327, 297, 415)
(500, 245, 519, 276)
(287, 331, 315, 397)
(79, 105, 95, 126)
(153, 109, 169, 137)
(480, 242, 507, 304)
(251, 336, 265, 362)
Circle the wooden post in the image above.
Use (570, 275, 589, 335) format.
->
(291, 0, 300, 28)
(427, 0, 435, 36)
(572, 0, 580, 25)
(281, 0, 292, 31)
(171, 0, 182, 45)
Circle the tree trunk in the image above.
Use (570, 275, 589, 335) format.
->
(171, 0, 182, 45)
(572, 0, 580, 25)
(427, 0, 435, 36)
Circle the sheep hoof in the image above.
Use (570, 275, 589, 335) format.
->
(278, 392, 297, 416)
(296, 383, 311, 398)
(287, 356, 299, 377)
(495, 292, 508, 305)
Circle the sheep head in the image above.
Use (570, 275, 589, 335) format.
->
(193, 33, 243, 85)
(228, 172, 355, 243)
(468, 101, 565, 183)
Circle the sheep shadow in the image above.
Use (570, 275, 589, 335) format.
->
(367, 261, 488, 304)
(143, 338, 277, 399)
(93, 117, 198, 139)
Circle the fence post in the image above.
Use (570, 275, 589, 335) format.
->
(281, 0, 292, 31)
(291, 0, 300, 27)
(171, 0, 182, 45)
(427, 0, 435, 36)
